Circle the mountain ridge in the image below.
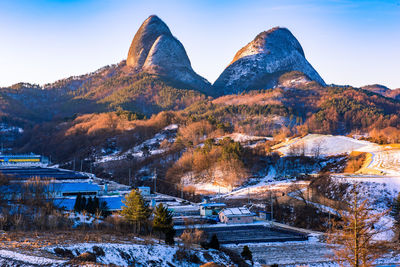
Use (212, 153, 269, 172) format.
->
(213, 27, 325, 95)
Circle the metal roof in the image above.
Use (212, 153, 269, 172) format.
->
(54, 196, 124, 211)
(200, 203, 226, 208)
(52, 182, 101, 193)
(0, 167, 89, 180)
(219, 207, 252, 217)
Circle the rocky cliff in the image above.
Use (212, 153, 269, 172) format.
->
(126, 15, 211, 93)
(213, 27, 325, 95)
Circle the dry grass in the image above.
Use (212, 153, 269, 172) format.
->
(0, 230, 153, 251)
(343, 151, 367, 173)
(212, 90, 283, 106)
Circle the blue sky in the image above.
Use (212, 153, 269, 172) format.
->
(0, 0, 399, 88)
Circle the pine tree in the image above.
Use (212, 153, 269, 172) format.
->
(81, 197, 87, 212)
(94, 196, 100, 212)
(100, 200, 110, 217)
(241, 245, 253, 263)
(74, 194, 82, 212)
(120, 189, 151, 233)
(165, 228, 176, 245)
(327, 184, 388, 266)
(208, 234, 220, 250)
(153, 203, 174, 243)
(87, 196, 95, 214)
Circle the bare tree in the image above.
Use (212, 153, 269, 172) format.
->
(311, 139, 325, 159)
(327, 184, 389, 266)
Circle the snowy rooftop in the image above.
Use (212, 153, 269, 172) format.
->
(200, 203, 226, 208)
(220, 207, 252, 217)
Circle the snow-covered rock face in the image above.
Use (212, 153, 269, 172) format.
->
(127, 15, 211, 93)
(213, 27, 325, 95)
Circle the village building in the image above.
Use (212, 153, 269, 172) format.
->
(219, 207, 254, 224)
(53, 182, 101, 197)
(200, 202, 226, 217)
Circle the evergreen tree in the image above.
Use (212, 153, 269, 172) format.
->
(94, 196, 100, 212)
(121, 189, 151, 233)
(165, 228, 176, 245)
(241, 245, 253, 263)
(81, 197, 87, 212)
(87, 196, 95, 214)
(74, 194, 82, 212)
(100, 200, 111, 217)
(208, 234, 220, 250)
(153, 203, 174, 243)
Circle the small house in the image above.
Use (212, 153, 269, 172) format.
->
(138, 186, 151, 196)
(199, 203, 226, 217)
(219, 207, 253, 224)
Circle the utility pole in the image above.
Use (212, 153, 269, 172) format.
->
(181, 185, 183, 199)
(248, 187, 250, 204)
(153, 168, 157, 193)
(271, 191, 274, 221)
(128, 168, 131, 186)
(328, 208, 331, 230)
(73, 158, 75, 171)
(80, 160, 83, 172)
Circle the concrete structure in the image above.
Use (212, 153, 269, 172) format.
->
(219, 207, 254, 224)
(200, 203, 226, 217)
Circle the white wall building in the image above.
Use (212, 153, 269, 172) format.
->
(219, 207, 253, 224)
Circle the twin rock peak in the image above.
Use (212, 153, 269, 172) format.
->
(126, 15, 325, 96)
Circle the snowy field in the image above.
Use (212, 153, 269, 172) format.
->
(334, 175, 399, 240)
(0, 249, 66, 266)
(45, 242, 232, 266)
(227, 234, 400, 266)
(365, 149, 400, 175)
(226, 235, 334, 266)
(276, 134, 378, 156)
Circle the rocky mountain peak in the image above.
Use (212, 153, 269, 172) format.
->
(127, 15, 171, 68)
(126, 15, 211, 93)
(231, 27, 304, 65)
(213, 26, 325, 95)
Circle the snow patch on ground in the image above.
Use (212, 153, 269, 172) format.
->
(277, 134, 378, 156)
(46, 242, 232, 266)
(96, 124, 177, 163)
(334, 174, 398, 241)
(0, 249, 66, 265)
(366, 149, 400, 175)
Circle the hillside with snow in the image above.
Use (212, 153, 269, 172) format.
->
(276, 134, 379, 156)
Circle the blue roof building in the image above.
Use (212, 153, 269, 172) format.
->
(54, 196, 124, 211)
(52, 182, 101, 197)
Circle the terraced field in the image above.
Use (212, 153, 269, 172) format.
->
(365, 149, 400, 175)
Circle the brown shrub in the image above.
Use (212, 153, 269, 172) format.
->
(179, 120, 214, 145)
(344, 152, 366, 173)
